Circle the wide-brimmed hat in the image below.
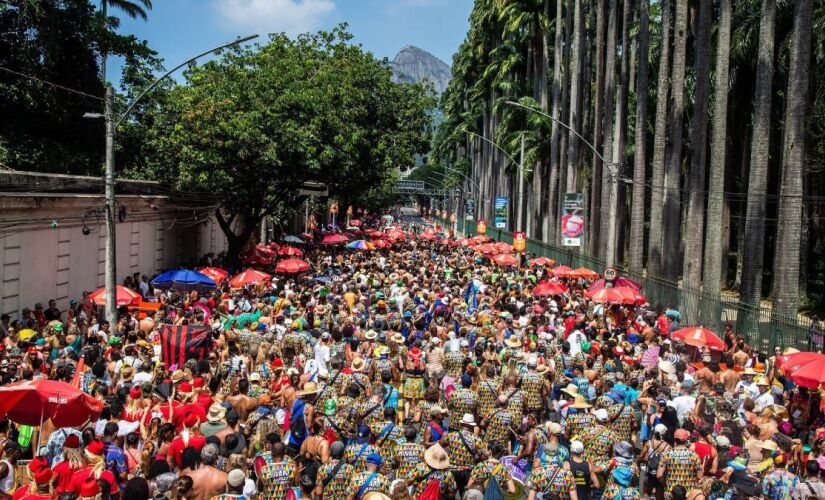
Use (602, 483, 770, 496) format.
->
(171, 370, 186, 383)
(536, 363, 549, 374)
(207, 402, 226, 423)
(297, 381, 321, 396)
(364, 330, 377, 341)
(759, 440, 778, 451)
(459, 414, 476, 427)
(424, 443, 451, 470)
(120, 366, 134, 382)
(390, 332, 405, 344)
(505, 336, 522, 348)
(742, 367, 759, 376)
(658, 360, 676, 375)
(560, 384, 579, 397)
(351, 357, 366, 372)
(570, 395, 592, 409)
(613, 441, 634, 459)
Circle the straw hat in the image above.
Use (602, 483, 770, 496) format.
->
(296, 382, 321, 397)
(207, 403, 227, 423)
(424, 443, 451, 470)
(742, 367, 759, 376)
(759, 440, 778, 452)
(570, 395, 592, 409)
(365, 330, 377, 341)
(505, 336, 522, 349)
(390, 332, 405, 344)
(783, 347, 800, 355)
(171, 370, 186, 384)
(546, 422, 562, 435)
(560, 384, 579, 397)
(536, 363, 549, 374)
(351, 357, 366, 372)
(120, 366, 134, 382)
(459, 414, 477, 427)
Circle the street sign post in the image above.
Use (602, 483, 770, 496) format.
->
(513, 231, 526, 252)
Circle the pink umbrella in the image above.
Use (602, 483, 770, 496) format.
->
(275, 258, 310, 274)
(321, 233, 349, 245)
(589, 276, 642, 291)
(552, 265, 575, 278)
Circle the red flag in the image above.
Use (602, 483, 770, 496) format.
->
(160, 325, 211, 369)
(71, 356, 85, 389)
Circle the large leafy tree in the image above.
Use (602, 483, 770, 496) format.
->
(136, 28, 434, 264)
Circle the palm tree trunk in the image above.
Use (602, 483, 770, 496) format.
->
(558, 0, 573, 222)
(647, 0, 671, 278)
(661, 0, 688, 282)
(740, 0, 776, 308)
(547, 0, 564, 244)
(566, 0, 584, 194)
(682, 0, 712, 323)
(771, 0, 812, 318)
(599, 0, 618, 260)
(629, 0, 650, 273)
(615, 0, 633, 265)
(588, 0, 606, 255)
(702, 0, 732, 299)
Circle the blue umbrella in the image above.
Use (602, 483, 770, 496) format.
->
(151, 269, 216, 292)
(282, 235, 304, 244)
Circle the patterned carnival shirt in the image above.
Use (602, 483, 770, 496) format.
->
(344, 442, 379, 471)
(579, 424, 619, 469)
(441, 429, 486, 470)
(521, 370, 545, 411)
(392, 442, 426, 479)
(659, 447, 702, 496)
(608, 403, 637, 443)
(409, 463, 458, 498)
(484, 407, 515, 445)
(448, 388, 478, 424)
(346, 471, 389, 497)
(477, 378, 500, 417)
(527, 464, 576, 500)
(563, 410, 594, 440)
(762, 469, 799, 500)
(469, 458, 513, 490)
(315, 459, 354, 499)
(258, 457, 296, 500)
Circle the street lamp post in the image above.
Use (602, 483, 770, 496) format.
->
(503, 100, 621, 268)
(86, 34, 258, 326)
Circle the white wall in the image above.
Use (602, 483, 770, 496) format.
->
(0, 195, 227, 317)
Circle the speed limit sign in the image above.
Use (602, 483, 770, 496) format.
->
(604, 267, 617, 281)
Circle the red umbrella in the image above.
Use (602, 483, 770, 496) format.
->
(776, 352, 825, 374)
(89, 286, 141, 306)
(455, 238, 472, 246)
(0, 379, 103, 427)
(571, 267, 600, 280)
(532, 281, 568, 296)
(255, 244, 276, 256)
(472, 235, 491, 243)
(552, 265, 575, 278)
(670, 327, 727, 352)
(476, 243, 498, 255)
(529, 257, 556, 267)
(278, 245, 304, 257)
(419, 232, 437, 241)
(275, 258, 310, 274)
(588, 277, 642, 292)
(321, 233, 350, 245)
(386, 230, 406, 241)
(790, 361, 825, 389)
(350, 219, 362, 227)
(493, 242, 512, 253)
(371, 239, 389, 248)
(198, 267, 229, 283)
(493, 253, 519, 266)
(439, 239, 453, 246)
(586, 288, 629, 304)
(228, 269, 272, 287)
(613, 286, 646, 305)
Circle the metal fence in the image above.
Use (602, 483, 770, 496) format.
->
(456, 221, 817, 352)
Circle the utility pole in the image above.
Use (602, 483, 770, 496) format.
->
(517, 133, 525, 232)
(104, 85, 117, 327)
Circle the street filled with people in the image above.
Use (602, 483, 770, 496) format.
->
(0, 213, 823, 500)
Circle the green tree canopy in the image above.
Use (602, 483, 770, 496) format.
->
(134, 27, 435, 261)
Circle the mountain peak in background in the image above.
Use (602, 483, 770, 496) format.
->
(390, 45, 451, 94)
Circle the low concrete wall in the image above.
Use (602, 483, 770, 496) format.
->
(0, 193, 227, 316)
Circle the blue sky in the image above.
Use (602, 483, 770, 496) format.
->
(111, 0, 473, 86)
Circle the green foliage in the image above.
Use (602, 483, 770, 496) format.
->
(132, 26, 434, 256)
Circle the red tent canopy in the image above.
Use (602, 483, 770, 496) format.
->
(571, 267, 600, 280)
(0, 379, 103, 427)
(278, 246, 304, 257)
(275, 258, 310, 274)
(532, 281, 568, 296)
(228, 270, 272, 287)
(89, 286, 141, 306)
(198, 267, 229, 283)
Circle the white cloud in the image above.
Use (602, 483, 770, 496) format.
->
(214, 0, 336, 36)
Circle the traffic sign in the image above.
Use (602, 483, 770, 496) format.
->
(513, 231, 526, 252)
(604, 267, 617, 281)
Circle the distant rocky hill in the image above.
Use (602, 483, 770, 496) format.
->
(390, 45, 451, 95)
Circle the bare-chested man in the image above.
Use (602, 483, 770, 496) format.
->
(719, 363, 742, 395)
(226, 378, 259, 421)
(182, 444, 228, 500)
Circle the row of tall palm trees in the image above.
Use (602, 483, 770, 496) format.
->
(433, 0, 819, 318)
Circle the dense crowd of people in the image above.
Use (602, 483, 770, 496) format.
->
(0, 215, 823, 500)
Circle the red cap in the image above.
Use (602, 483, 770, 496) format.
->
(129, 386, 142, 400)
(674, 429, 691, 441)
(85, 440, 105, 456)
(272, 358, 284, 369)
(28, 456, 48, 474)
(193, 377, 205, 389)
(183, 412, 200, 429)
(63, 434, 80, 449)
(33, 468, 52, 485)
(79, 477, 101, 497)
(179, 382, 193, 394)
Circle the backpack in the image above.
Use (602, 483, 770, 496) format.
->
(417, 479, 441, 500)
(647, 441, 666, 472)
(483, 476, 505, 500)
